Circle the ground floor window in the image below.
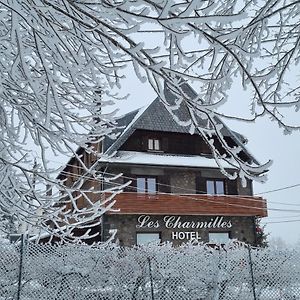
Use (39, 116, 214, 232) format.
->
(136, 232, 161, 245)
(208, 232, 230, 244)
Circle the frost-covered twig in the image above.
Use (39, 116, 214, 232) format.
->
(1, 0, 300, 241)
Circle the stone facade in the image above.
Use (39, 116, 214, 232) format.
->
(169, 171, 196, 194)
(99, 165, 260, 247)
(102, 214, 257, 247)
(103, 165, 252, 195)
(57, 95, 267, 246)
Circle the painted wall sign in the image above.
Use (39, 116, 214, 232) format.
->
(171, 231, 202, 240)
(136, 215, 232, 240)
(136, 215, 232, 230)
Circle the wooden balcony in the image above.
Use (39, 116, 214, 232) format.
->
(106, 192, 267, 217)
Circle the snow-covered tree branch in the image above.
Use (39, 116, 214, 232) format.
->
(1, 0, 300, 241)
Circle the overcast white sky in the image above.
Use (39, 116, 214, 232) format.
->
(243, 118, 300, 245)
(96, 4, 300, 247)
(110, 71, 300, 246)
(44, 15, 300, 245)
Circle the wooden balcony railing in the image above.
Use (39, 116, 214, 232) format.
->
(105, 192, 267, 217)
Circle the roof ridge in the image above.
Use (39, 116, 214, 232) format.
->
(115, 107, 142, 120)
(104, 99, 158, 155)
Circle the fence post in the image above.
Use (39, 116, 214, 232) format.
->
(247, 246, 257, 300)
(147, 257, 155, 300)
(17, 234, 26, 300)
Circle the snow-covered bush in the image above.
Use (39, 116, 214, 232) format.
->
(1, 1, 300, 241)
(0, 241, 300, 299)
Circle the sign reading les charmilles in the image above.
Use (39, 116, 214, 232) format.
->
(136, 215, 232, 240)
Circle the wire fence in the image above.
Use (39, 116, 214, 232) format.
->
(0, 238, 300, 300)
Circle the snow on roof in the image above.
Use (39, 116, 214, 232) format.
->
(103, 102, 151, 154)
(101, 84, 257, 164)
(98, 151, 234, 169)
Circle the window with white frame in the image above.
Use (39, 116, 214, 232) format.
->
(136, 233, 161, 245)
(137, 177, 157, 194)
(208, 232, 230, 244)
(206, 179, 225, 195)
(148, 138, 161, 151)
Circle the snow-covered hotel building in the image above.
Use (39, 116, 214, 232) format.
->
(58, 86, 267, 246)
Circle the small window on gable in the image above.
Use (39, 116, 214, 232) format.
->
(206, 180, 225, 195)
(148, 138, 161, 151)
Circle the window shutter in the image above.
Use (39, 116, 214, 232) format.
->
(226, 179, 238, 195)
(141, 137, 147, 151)
(158, 175, 171, 193)
(132, 137, 140, 151)
(123, 174, 135, 192)
(196, 176, 207, 194)
(162, 137, 168, 152)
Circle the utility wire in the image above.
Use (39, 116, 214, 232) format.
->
(41, 155, 300, 214)
(56, 165, 300, 208)
(264, 219, 300, 224)
(56, 168, 300, 214)
(255, 183, 300, 195)
(47, 154, 300, 198)
(264, 214, 300, 219)
(42, 148, 300, 206)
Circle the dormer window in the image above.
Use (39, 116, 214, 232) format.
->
(148, 138, 160, 151)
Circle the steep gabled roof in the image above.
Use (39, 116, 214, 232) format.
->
(102, 108, 140, 152)
(57, 83, 259, 182)
(102, 82, 200, 154)
(102, 84, 257, 164)
(103, 97, 194, 154)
